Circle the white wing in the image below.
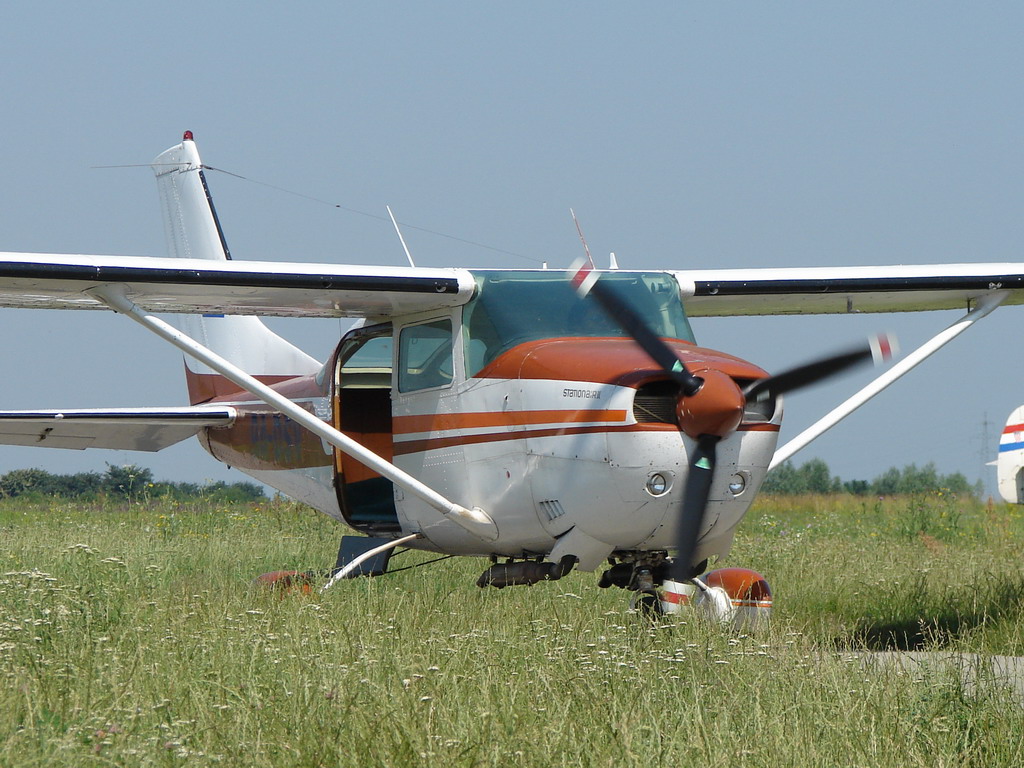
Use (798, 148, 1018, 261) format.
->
(674, 263, 1024, 316)
(3, 256, 1022, 320)
(0, 253, 475, 319)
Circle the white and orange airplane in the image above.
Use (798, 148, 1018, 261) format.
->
(0, 132, 1022, 617)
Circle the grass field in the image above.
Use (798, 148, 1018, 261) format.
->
(0, 492, 1023, 766)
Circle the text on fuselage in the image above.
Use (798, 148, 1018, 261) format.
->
(562, 388, 602, 400)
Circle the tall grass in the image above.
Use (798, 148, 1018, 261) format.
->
(0, 493, 1022, 766)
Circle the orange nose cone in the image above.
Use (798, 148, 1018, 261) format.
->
(676, 369, 745, 439)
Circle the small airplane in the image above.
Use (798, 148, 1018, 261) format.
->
(1, 131, 1023, 619)
(997, 408, 1024, 504)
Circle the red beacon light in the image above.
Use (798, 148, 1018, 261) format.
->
(183, 130, 194, 141)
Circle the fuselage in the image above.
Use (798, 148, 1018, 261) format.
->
(189, 270, 782, 569)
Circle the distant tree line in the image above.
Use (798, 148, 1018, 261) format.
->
(0, 464, 265, 503)
(761, 458, 983, 497)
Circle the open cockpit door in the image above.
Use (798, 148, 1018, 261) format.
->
(333, 323, 400, 533)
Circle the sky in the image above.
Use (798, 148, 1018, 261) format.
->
(0, 3, 1021, 494)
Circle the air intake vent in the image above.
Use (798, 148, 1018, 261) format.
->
(735, 378, 776, 423)
(539, 500, 566, 521)
(633, 381, 679, 424)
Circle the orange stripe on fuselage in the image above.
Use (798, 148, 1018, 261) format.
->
(394, 423, 654, 456)
(392, 409, 628, 435)
(736, 423, 781, 432)
(392, 421, 779, 457)
(1004, 423, 1024, 435)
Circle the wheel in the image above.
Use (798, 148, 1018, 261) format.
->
(632, 591, 664, 619)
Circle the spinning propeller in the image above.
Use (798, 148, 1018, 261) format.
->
(585, 278, 895, 581)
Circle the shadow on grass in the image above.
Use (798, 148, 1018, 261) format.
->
(842, 573, 1024, 651)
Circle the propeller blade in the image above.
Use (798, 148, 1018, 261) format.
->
(587, 280, 703, 396)
(673, 433, 719, 580)
(743, 333, 897, 401)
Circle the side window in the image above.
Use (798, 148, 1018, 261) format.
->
(337, 333, 393, 389)
(398, 319, 453, 393)
(341, 334, 393, 372)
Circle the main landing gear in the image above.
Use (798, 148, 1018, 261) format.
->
(255, 535, 408, 594)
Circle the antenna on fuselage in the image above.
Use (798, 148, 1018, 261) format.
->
(609, 252, 618, 269)
(570, 208, 593, 266)
(386, 205, 416, 268)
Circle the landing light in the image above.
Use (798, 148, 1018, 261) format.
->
(646, 473, 670, 497)
(728, 473, 747, 496)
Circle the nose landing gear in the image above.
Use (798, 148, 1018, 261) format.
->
(600, 554, 772, 629)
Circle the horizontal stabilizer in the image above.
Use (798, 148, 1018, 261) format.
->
(0, 407, 235, 452)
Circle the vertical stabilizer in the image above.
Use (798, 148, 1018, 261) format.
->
(997, 406, 1024, 503)
(152, 132, 321, 403)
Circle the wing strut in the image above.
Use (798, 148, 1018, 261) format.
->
(320, 532, 423, 592)
(770, 291, 1008, 468)
(87, 285, 498, 542)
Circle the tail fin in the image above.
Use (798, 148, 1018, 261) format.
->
(997, 406, 1024, 503)
(151, 132, 321, 404)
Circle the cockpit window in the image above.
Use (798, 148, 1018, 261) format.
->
(398, 318, 454, 392)
(463, 271, 695, 375)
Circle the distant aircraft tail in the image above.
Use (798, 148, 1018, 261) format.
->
(997, 406, 1024, 503)
(151, 132, 320, 404)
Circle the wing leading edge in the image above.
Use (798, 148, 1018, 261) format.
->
(0, 407, 235, 452)
(0, 253, 476, 319)
(675, 264, 1024, 317)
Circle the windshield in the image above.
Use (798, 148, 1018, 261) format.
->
(464, 270, 695, 375)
